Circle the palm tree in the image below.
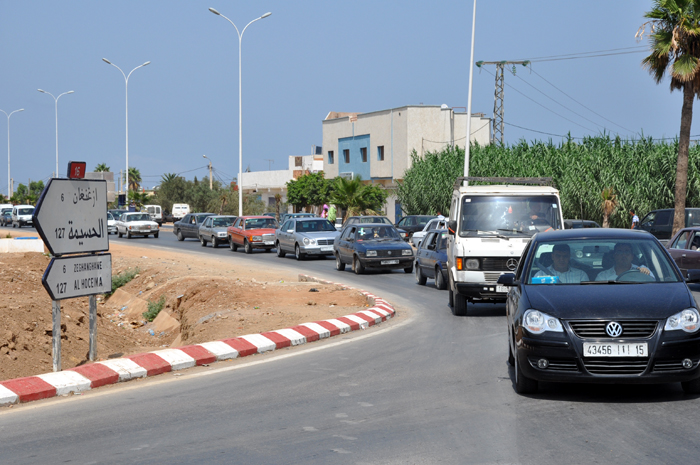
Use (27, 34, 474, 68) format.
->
(329, 176, 381, 221)
(600, 187, 617, 228)
(161, 173, 178, 184)
(124, 167, 142, 192)
(639, 0, 700, 236)
(94, 163, 110, 172)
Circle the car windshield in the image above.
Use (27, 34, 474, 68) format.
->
(126, 214, 151, 222)
(245, 218, 278, 229)
(18, 208, 34, 215)
(297, 220, 336, 232)
(355, 226, 400, 241)
(355, 217, 392, 225)
(525, 238, 681, 284)
(458, 195, 561, 238)
(212, 217, 235, 227)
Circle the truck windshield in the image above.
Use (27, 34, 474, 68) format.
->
(458, 195, 561, 237)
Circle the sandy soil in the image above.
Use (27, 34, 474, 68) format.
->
(0, 230, 370, 382)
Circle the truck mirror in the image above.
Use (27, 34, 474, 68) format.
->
(447, 219, 457, 235)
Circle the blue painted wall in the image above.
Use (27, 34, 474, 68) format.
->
(338, 134, 370, 181)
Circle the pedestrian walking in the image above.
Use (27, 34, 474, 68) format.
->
(630, 210, 640, 230)
(321, 204, 329, 218)
(328, 204, 337, 223)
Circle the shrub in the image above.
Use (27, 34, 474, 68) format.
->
(107, 268, 140, 296)
(143, 296, 166, 322)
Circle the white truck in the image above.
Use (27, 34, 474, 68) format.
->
(446, 177, 564, 316)
(171, 203, 190, 221)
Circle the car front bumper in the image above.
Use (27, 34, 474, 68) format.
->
(359, 256, 414, 269)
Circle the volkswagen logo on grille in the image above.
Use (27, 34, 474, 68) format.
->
(506, 258, 519, 271)
(606, 321, 623, 337)
(387, 251, 392, 256)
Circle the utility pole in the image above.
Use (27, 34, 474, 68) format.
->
(203, 154, 213, 190)
(475, 60, 530, 144)
(264, 159, 274, 170)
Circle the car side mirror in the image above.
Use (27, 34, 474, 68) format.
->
(497, 273, 517, 286)
(686, 269, 700, 283)
(287, 229, 294, 233)
(447, 219, 457, 235)
(427, 244, 435, 250)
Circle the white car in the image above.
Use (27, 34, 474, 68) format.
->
(411, 216, 448, 247)
(117, 212, 160, 238)
(107, 211, 118, 235)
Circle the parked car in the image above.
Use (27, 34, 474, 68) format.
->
(342, 215, 409, 240)
(173, 213, 215, 241)
(640, 208, 700, 241)
(498, 228, 700, 394)
(275, 218, 340, 260)
(280, 212, 318, 223)
(396, 215, 436, 240)
(116, 212, 159, 238)
(143, 204, 163, 225)
(0, 208, 12, 227)
(109, 209, 128, 221)
(414, 229, 449, 290)
(333, 223, 414, 274)
(411, 216, 449, 247)
(564, 219, 601, 229)
(107, 211, 118, 235)
(198, 215, 237, 248)
(666, 226, 700, 277)
(227, 216, 279, 253)
(11, 205, 35, 228)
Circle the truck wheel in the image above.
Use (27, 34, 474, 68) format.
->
(177, 230, 184, 241)
(415, 264, 426, 285)
(452, 292, 468, 316)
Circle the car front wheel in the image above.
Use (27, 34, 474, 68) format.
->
(353, 256, 364, 275)
(200, 235, 207, 247)
(276, 241, 286, 258)
(514, 351, 538, 394)
(177, 230, 184, 241)
(212, 237, 219, 248)
(244, 240, 253, 254)
(295, 244, 305, 261)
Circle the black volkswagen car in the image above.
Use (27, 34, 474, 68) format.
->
(498, 228, 700, 394)
(334, 223, 414, 274)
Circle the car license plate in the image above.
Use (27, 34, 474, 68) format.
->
(321, 246, 333, 252)
(496, 285, 508, 293)
(381, 259, 399, 265)
(583, 342, 648, 357)
(264, 240, 274, 245)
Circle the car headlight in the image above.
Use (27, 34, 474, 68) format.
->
(665, 308, 700, 333)
(218, 232, 226, 237)
(523, 309, 563, 334)
(465, 259, 479, 270)
(252, 235, 262, 241)
(402, 249, 413, 256)
(303, 237, 316, 246)
(366, 250, 377, 257)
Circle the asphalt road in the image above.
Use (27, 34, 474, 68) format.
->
(1, 225, 700, 464)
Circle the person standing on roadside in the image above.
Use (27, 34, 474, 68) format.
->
(328, 204, 337, 223)
(630, 210, 640, 230)
(321, 204, 329, 218)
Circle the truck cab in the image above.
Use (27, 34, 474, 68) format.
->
(446, 177, 564, 316)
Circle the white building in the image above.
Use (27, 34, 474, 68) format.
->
(322, 105, 491, 221)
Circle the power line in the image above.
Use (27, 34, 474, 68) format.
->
(513, 46, 648, 63)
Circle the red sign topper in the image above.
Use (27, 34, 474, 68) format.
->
(67, 161, 86, 179)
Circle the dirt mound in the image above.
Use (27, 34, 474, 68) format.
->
(0, 243, 370, 382)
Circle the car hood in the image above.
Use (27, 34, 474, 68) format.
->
(239, 228, 277, 235)
(299, 231, 339, 238)
(523, 282, 694, 319)
(358, 240, 412, 250)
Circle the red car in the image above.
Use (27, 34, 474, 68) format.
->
(227, 216, 279, 253)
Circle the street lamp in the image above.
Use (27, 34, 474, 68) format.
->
(209, 7, 271, 216)
(37, 89, 74, 177)
(102, 58, 150, 201)
(203, 154, 213, 190)
(0, 108, 24, 198)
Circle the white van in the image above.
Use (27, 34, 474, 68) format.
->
(446, 177, 564, 316)
(12, 205, 35, 228)
(171, 204, 190, 220)
(143, 205, 163, 225)
(0, 203, 12, 211)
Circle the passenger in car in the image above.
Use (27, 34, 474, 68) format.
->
(595, 243, 653, 281)
(534, 244, 588, 283)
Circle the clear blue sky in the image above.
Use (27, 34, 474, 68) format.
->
(0, 1, 688, 192)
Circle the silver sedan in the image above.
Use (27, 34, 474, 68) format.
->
(275, 218, 340, 260)
(198, 215, 237, 248)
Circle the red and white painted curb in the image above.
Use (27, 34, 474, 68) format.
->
(0, 275, 395, 407)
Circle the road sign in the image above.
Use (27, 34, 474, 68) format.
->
(42, 253, 112, 300)
(34, 178, 109, 256)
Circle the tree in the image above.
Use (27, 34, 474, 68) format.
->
(601, 187, 618, 228)
(124, 167, 142, 192)
(397, 148, 462, 215)
(94, 163, 110, 172)
(286, 172, 333, 212)
(329, 176, 388, 220)
(639, 0, 700, 236)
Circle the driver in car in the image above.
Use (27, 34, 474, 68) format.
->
(535, 244, 588, 283)
(595, 243, 653, 281)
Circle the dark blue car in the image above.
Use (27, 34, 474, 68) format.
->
(334, 223, 414, 274)
(415, 229, 449, 290)
(498, 228, 700, 394)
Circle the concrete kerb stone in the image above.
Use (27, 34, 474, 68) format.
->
(0, 274, 396, 407)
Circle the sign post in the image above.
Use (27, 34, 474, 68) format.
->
(34, 173, 112, 371)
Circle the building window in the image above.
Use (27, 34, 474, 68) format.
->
(360, 147, 367, 163)
(328, 150, 334, 164)
(377, 146, 384, 161)
(343, 149, 350, 163)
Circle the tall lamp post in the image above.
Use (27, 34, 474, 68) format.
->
(202, 154, 213, 190)
(209, 7, 271, 216)
(102, 58, 150, 202)
(38, 89, 74, 177)
(0, 108, 24, 198)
